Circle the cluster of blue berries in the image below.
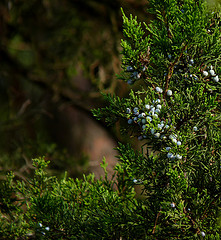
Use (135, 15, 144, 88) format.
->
(172, 56, 197, 80)
(171, 56, 220, 85)
(166, 125, 199, 161)
(126, 66, 146, 85)
(37, 223, 50, 235)
(125, 55, 214, 238)
(126, 87, 185, 160)
(164, 130, 183, 161)
(132, 178, 143, 184)
(202, 65, 219, 82)
(127, 95, 165, 139)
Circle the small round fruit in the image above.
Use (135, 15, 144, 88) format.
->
(141, 119, 146, 124)
(151, 128, 155, 134)
(213, 75, 219, 82)
(126, 66, 134, 72)
(167, 152, 174, 158)
(193, 126, 198, 131)
(156, 87, 161, 92)
(146, 116, 152, 122)
(202, 71, 208, 76)
(128, 119, 133, 124)
(167, 90, 172, 96)
(209, 69, 215, 76)
(170, 203, 175, 208)
(190, 59, 194, 65)
(145, 104, 150, 109)
(133, 179, 138, 183)
(154, 133, 160, 138)
(133, 107, 139, 113)
(126, 108, 131, 114)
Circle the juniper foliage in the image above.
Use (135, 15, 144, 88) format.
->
(0, 0, 221, 239)
(93, 0, 221, 238)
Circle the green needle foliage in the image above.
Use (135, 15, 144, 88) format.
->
(93, 0, 221, 238)
(1, 0, 221, 239)
(0, 157, 140, 239)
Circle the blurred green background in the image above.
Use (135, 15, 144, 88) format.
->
(0, 0, 220, 180)
(0, 0, 149, 180)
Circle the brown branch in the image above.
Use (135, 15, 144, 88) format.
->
(164, 44, 188, 99)
(183, 207, 200, 234)
(152, 209, 161, 234)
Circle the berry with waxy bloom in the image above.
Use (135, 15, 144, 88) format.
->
(133, 107, 139, 113)
(132, 71, 139, 79)
(209, 69, 215, 76)
(167, 90, 172, 96)
(161, 135, 167, 140)
(150, 107, 155, 113)
(193, 126, 198, 131)
(146, 116, 152, 122)
(169, 134, 176, 140)
(154, 133, 160, 138)
(145, 104, 150, 109)
(133, 179, 138, 183)
(141, 119, 146, 124)
(167, 152, 174, 158)
(189, 59, 194, 65)
(126, 108, 131, 114)
(203, 70, 208, 76)
(156, 87, 161, 92)
(156, 99, 161, 103)
(151, 128, 155, 134)
(171, 203, 175, 208)
(155, 109, 161, 114)
(128, 119, 133, 124)
(156, 87, 163, 93)
(126, 66, 134, 72)
(213, 75, 219, 82)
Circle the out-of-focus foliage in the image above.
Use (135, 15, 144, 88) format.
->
(0, 0, 148, 179)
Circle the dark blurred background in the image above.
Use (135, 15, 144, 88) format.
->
(0, 0, 149, 180)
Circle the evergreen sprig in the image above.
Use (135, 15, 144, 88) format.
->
(93, 0, 221, 238)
